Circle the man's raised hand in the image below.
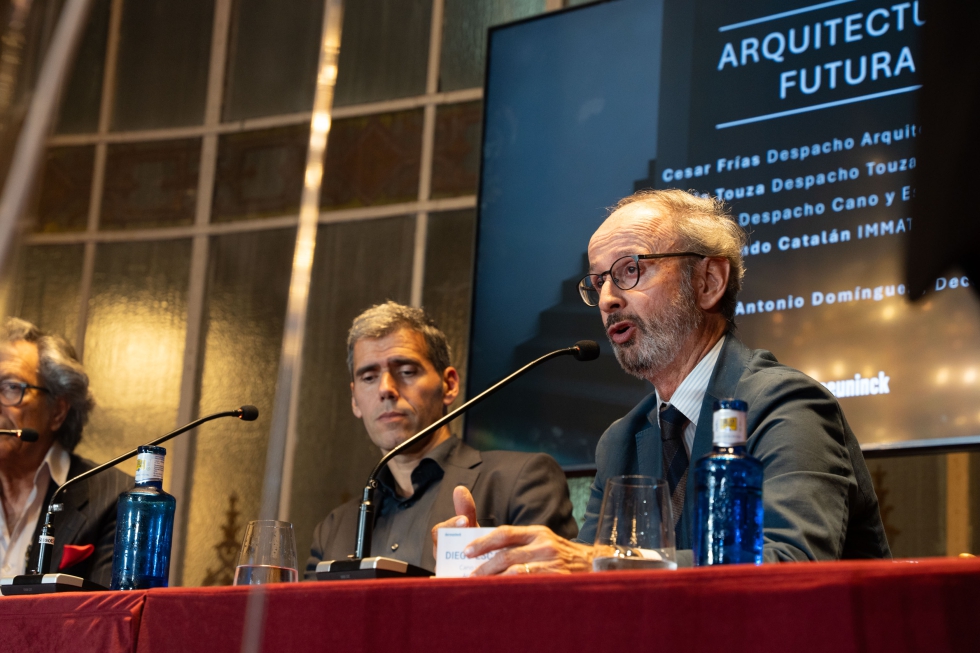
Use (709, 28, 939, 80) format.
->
(431, 485, 480, 552)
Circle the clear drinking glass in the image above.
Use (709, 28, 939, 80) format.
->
(233, 520, 299, 585)
(592, 475, 677, 571)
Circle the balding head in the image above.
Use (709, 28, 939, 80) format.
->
(592, 190, 746, 322)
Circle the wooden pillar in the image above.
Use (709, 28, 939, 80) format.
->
(946, 453, 971, 556)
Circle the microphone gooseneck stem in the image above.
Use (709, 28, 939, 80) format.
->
(354, 485, 376, 560)
(36, 407, 251, 575)
(368, 346, 578, 480)
(352, 343, 583, 559)
(30, 511, 55, 575)
(47, 409, 242, 511)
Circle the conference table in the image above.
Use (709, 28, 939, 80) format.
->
(2, 557, 977, 653)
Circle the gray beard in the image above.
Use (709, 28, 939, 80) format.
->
(606, 280, 702, 380)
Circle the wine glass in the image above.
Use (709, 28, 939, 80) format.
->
(233, 520, 299, 585)
(592, 475, 677, 571)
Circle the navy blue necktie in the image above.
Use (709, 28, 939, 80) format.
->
(659, 404, 690, 533)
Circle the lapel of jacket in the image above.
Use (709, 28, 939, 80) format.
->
(26, 454, 91, 573)
(690, 336, 751, 463)
(53, 455, 93, 563)
(427, 439, 482, 537)
(631, 393, 662, 480)
(676, 335, 749, 548)
(421, 439, 480, 568)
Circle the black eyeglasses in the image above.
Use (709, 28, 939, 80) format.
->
(0, 381, 49, 407)
(578, 252, 705, 307)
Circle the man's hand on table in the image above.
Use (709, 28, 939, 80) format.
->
(464, 525, 594, 575)
(431, 485, 594, 575)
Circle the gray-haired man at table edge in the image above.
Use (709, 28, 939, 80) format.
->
(0, 318, 131, 586)
(434, 189, 890, 572)
(305, 302, 577, 576)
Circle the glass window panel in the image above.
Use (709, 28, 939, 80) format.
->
(221, 0, 324, 121)
(431, 101, 482, 198)
(212, 125, 308, 222)
(55, 0, 111, 134)
(333, 0, 431, 107)
(102, 138, 201, 230)
(422, 209, 475, 388)
(80, 239, 191, 478)
(3, 244, 84, 345)
(289, 216, 415, 567)
(8, 0, 63, 111)
(183, 228, 295, 587)
(0, 1, 65, 180)
(440, 0, 544, 91)
(112, 0, 214, 131)
(30, 145, 94, 232)
(320, 110, 423, 210)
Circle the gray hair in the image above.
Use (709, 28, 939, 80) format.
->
(0, 317, 93, 452)
(346, 302, 452, 376)
(613, 189, 747, 323)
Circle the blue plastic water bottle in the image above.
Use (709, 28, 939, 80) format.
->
(110, 445, 176, 589)
(693, 399, 764, 565)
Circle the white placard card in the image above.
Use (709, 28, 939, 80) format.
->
(435, 528, 498, 577)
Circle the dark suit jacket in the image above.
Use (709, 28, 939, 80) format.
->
(578, 335, 890, 565)
(26, 454, 133, 587)
(306, 438, 578, 576)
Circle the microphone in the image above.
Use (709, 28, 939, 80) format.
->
(571, 339, 600, 361)
(316, 341, 600, 581)
(0, 405, 259, 595)
(236, 405, 260, 421)
(0, 428, 39, 442)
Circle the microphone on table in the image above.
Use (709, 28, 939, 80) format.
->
(316, 340, 600, 581)
(0, 405, 259, 596)
(0, 428, 39, 442)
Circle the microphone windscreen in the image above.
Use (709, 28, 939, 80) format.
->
(573, 340, 600, 361)
(238, 405, 260, 421)
(20, 428, 39, 442)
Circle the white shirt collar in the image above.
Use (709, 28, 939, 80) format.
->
(0, 440, 71, 576)
(655, 334, 726, 426)
(36, 440, 71, 489)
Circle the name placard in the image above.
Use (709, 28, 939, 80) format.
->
(435, 528, 498, 577)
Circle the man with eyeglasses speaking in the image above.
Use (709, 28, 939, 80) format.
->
(434, 189, 890, 572)
(0, 318, 130, 585)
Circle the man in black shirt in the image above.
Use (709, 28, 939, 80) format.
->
(305, 302, 577, 576)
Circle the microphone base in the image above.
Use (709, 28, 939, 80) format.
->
(0, 573, 108, 595)
(315, 557, 433, 581)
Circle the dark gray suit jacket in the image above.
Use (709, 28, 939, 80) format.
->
(26, 454, 133, 587)
(578, 335, 890, 564)
(306, 438, 578, 575)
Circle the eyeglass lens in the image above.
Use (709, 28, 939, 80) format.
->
(0, 382, 26, 406)
(579, 256, 642, 306)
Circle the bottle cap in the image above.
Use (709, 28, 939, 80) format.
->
(135, 445, 166, 483)
(712, 398, 747, 446)
(712, 399, 747, 412)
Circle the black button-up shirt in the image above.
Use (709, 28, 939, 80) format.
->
(370, 437, 456, 566)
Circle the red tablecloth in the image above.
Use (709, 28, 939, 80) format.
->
(0, 589, 145, 653)
(135, 558, 980, 653)
(2, 558, 978, 653)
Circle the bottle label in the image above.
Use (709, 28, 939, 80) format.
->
(713, 408, 747, 446)
(39, 535, 54, 546)
(135, 452, 165, 483)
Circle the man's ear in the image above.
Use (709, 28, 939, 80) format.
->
(350, 381, 363, 419)
(48, 396, 70, 433)
(442, 367, 460, 407)
(697, 257, 730, 313)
